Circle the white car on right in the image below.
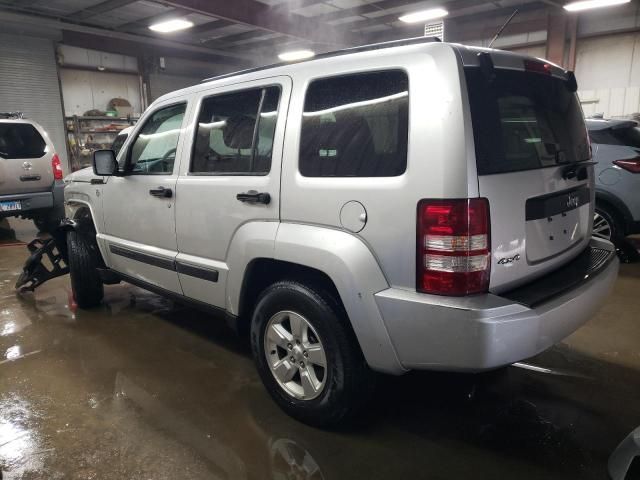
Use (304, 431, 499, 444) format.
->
(587, 118, 640, 243)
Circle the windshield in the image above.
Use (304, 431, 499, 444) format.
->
(465, 68, 590, 175)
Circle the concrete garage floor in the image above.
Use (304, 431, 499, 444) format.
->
(1, 219, 639, 480)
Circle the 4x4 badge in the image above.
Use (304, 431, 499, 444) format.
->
(498, 254, 520, 265)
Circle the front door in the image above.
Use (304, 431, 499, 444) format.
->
(100, 101, 189, 294)
(175, 77, 291, 308)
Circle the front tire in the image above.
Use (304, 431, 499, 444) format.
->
(67, 231, 104, 308)
(250, 280, 372, 428)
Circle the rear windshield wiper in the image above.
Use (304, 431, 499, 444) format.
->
(561, 160, 597, 180)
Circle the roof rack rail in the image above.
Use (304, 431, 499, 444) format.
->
(201, 36, 442, 84)
(0, 112, 24, 119)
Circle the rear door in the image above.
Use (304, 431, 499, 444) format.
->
(175, 77, 290, 308)
(464, 60, 593, 292)
(0, 121, 53, 194)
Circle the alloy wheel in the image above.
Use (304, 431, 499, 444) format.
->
(593, 212, 613, 240)
(264, 310, 327, 400)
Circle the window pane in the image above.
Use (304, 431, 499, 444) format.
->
(129, 103, 185, 174)
(191, 87, 280, 175)
(300, 70, 409, 177)
(0, 124, 46, 159)
(465, 68, 590, 175)
(590, 126, 640, 148)
(112, 133, 128, 156)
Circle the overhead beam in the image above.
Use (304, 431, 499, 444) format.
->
(71, 0, 140, 20)
(0, 9, 257, 63)
(61, 30, 242, 69)
(161, 0, 361, 46)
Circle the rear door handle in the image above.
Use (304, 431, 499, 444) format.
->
(236, 190, 270, 205)
(149, 186, 172, 198)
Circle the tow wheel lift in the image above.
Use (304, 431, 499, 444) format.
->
(15, 230, 69, 292)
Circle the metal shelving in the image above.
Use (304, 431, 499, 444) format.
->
(65, 115, 138, 171)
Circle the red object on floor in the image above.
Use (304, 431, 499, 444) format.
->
(68, 289, 78, 312)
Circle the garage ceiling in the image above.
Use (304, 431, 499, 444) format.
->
(0, 0, 560, 67)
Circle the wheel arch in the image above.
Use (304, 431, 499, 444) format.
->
(230, 222, 405, 374)
(61, 200, 105, 264)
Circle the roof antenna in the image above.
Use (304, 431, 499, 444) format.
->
(488, 9, 519, 48)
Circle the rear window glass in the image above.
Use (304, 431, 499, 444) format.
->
(465, 68, 590, 175)
(589, 125, 640, 148)
(0, 123, 46, 159)
(299, 70, 409, 177)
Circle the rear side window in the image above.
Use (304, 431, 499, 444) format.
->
(191, 86, 280, 175)
(465, 68, 590, 175)
(0, 123, 46, 159)
(590, 126, 640, 148)
(299, 70, 409, 177)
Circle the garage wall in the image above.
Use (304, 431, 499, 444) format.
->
(575, 32, 640, 118)
(60, 69, 143, 116)
(148, 73, 201, 101)
(0, 33, 68, 170)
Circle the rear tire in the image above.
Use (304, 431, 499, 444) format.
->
(593, 204, 623, 244)
(67, 231, 104, 308)
(250, 280, 373, 428)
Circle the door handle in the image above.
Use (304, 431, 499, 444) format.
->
(236, 190, 270, 205)
(149, 186, 173, 198)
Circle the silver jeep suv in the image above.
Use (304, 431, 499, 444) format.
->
(59, 38, 618, 427)
(0, 113, 65, 232)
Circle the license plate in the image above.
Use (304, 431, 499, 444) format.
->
(0, 200, 21, 212)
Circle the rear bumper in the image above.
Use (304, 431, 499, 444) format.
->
(0, 181, 64, 218)
(0, 191, 53, 217)
(375, 237, 618, 372)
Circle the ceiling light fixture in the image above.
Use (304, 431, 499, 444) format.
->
(149, 18, 194, 33)
(278, 49, 315, 61)
(563, 0, 630, 11)
(399, 8, 449, 24)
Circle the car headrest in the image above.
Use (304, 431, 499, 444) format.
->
(223, 115, 255, 149)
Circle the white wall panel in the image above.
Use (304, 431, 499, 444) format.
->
(60, 69, 142, 116)
(576, 32, 640, 117)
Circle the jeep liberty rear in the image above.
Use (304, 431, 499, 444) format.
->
(17, 39, 618, 428)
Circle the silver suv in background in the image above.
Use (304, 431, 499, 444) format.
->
(587, 118, 640, 243)
(0, 113, 65, 232)
(37, 39, 618, 427)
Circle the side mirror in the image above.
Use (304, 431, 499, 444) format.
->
(93, 149, 118, 176)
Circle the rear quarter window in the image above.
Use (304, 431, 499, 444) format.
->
(0, 123, 46, 159)
(299, 70, 409, 177)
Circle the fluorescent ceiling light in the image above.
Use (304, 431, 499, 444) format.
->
(149, 19, 194, 33)
(399, 8, 448, 23)
(278, 49, 315, 61)
(563, 0, 630, 11)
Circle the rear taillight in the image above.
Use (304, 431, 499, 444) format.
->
(52, 154, 63, 180)
(613, 157, 640, 173)
(417, 198, 491, 296)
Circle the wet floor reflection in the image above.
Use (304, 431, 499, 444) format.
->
(1, 241, 640, 479)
